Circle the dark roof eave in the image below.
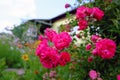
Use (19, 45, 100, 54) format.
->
(28, 8, 77, 25)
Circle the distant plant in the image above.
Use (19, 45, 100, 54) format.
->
(11, 21, 40, 43)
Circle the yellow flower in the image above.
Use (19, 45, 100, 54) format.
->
(22, 54, 29, 61)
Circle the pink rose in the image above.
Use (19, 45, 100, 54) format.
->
(76, 6, 89, 20)
(87, 56, 93, 62)
(36, 40, 48, 56)
(91, 35, 101, 43)
(86, 8, 93, 16)
(52, 32, 72, 50)
(89, 70, 98, 80)
(92, 7, 104, 21)
(86, 43, 92, 51)
(38, 35, 44, 40)
(92, 49, 98, 56)
(117, 74, 120, 80)
(78, 20, 88, 30)
(65, 3, 70, 8)
(40, 47, 59, 68)
(97, 77, 103, 80)
(59, 52, 71, 66)
(76, 6, 104, 21)
(38, 35, 48, 41)
(44, 28, 57, 41)
(95, 38, 116, 59)
(36, 29, 72, 69)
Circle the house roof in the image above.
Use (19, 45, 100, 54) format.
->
(29, 8, 77, 26)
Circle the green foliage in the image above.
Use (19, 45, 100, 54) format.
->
(0, 39, 23, 68)
(89, 0, 120, 40)
(0, 71, 20, 80)
(0, 58, 6, 70)
(12, 24, 25, 39)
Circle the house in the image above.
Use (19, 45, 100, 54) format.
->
(28, 8, 77, 33)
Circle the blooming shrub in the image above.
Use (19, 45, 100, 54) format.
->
(76, 6, 104, 30)
(57, 0, 120, 79)
(36, 0, 120, 80)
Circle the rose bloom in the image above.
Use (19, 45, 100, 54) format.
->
(36, 40, 48, 56)
(117, 74, 120, 80)
(95, 38, 116, 59)
(89, 70, 98, 80)
(44, 28, 57, 41)
(86, 43, 92, 51)
(65, 3, 70, 8)
(86, 7, 93, 16)
(91, 34, 101, 43)
(38, 35, 47, 41)
(59, 52, 71, 66)
(40, 47, 59, 68)
(76, 6, 89, 20)
(97, 77, 103, 80)
(92, 7, 104, 21)
(87, 56, 93, 62)
(52, 32, 72, 50)
(92, 48, 98, 56)
(78, 20, 88, 30)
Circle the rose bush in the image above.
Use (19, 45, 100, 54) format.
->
(34, 0, 120, 80)
(56, 0, 120, 80)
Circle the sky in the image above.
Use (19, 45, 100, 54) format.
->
(0, 0, 78, 33)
